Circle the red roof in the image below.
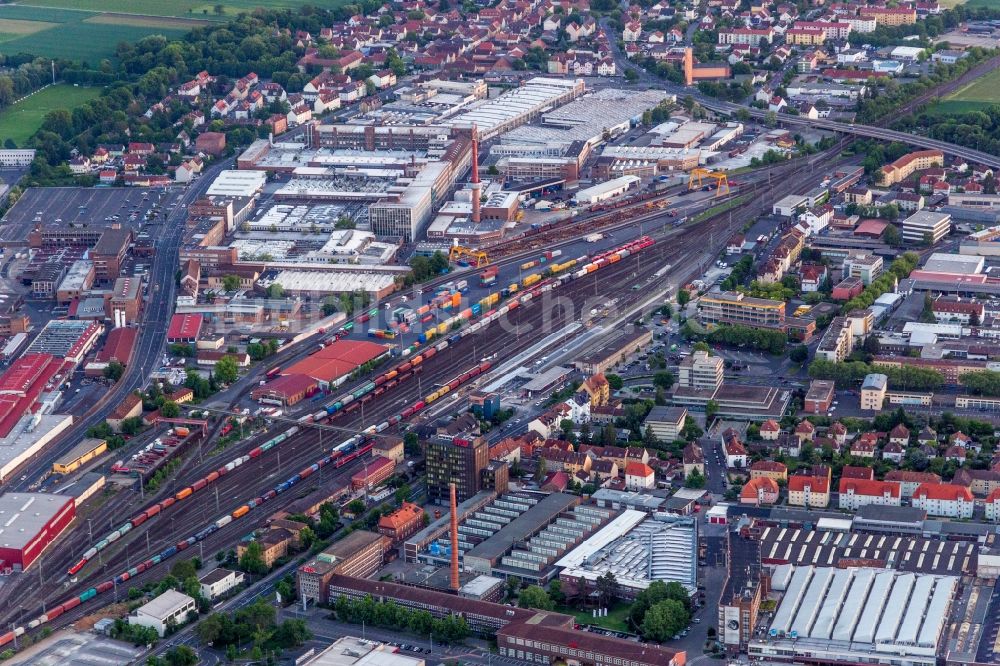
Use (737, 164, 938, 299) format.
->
(788, 475, 829, 493)
(854, 219, 888, 237)
(886, 470, 941, 484)
(839, 478, 900, 498)
(741, 477, 779, 500)
(841, 465, 874, 479)
(96, 327, 138, 365)
(0, 353, 63, 437)
(987, 487, 1000, 504)
(167, 313, 203, 341)
(251, 373, 317, 400)
(913, 482, 973, 502)
(285, 340, 389, 383)
(761, 419, 780, 432)
(625, 462, 653, 477)
(751, 461, 787, 473)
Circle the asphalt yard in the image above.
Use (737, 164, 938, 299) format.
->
(1, 186, 168, 243)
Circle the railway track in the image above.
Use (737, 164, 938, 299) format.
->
(0, 146, 838, 638)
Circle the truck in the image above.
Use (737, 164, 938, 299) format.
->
(456, 279, 469, 293)
(585, 233, 603, 243)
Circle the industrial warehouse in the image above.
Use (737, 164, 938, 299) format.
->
(751, 566, 957, 666)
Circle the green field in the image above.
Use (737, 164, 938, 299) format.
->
(0, 83, 101, 146)
(11, 0, 356, 19)
(938, 66, 1000, 113)
(0, 5, 194, 61)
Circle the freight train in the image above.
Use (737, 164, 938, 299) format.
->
(36, 236, 664, 650)
(23, 361, 497, 652)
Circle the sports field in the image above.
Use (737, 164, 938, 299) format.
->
(0, 5, 196, 61)
(937, 66, 1000, 114)
(0, 83, 101, 146)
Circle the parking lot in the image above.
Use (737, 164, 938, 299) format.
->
(1, 186, 174, 243)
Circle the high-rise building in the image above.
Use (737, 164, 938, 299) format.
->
(425, 437, 488, 503)
(678, 351, 724, 391)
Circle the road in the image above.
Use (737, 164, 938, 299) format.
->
(5, 157, 236, 493)
(603, 35, 1000, 169)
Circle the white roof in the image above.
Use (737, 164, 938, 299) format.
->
(137, 590, 195, 621)
(574, 176, 640, 200)
(206, 169, 266, 197)
(554, 509, 647, 569)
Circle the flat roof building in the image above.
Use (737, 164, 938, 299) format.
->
(901, 210, 951, 245)
(0, 492, 76, 571)
(206, 169, 267, 198)
(751, 566, 956, 666)
(557, 510, 697, 598)
(128, 590, 197, 637)
(698, 291, 785, 330)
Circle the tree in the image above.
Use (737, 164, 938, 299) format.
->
(606, 374, 624, 390)
(595, 571, 619, 606)
(164, 645, 198, 666)
(534, 457, 548, 482)
(171, 559, 197, 582)
(214, 4, 225, 14)
(161, 400, 180, 418)
(267, 283, 285, 299)
(215, 356, 239, 385)
(641, 599, 689, 642)
(685, 468, 705, 489)
(789, 346, 809, 363)
(624, 68, 639, 83)
(677, 289, 691, 306)
(653, 371, 675, 389)
(238, 541, 268, 575)
(518, 585, 554, 610)
(548, 579, 566, 605)
(705, 399, 719, 421)
(104, 360, 125, 382)
(883, 224, 901, 247)
(120, 416, 143, 436)
(601, 423, 617, 445)
(222, 274, 241, 291)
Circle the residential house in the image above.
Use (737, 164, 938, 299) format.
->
(838, 478, 901, 511)
(911, 483, 974, 518)
(787, 474, 830, 508)
(740, 477, 779, 505)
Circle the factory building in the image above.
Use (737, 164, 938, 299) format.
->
(751, 566, 956, 666)
(556, 510, 697, 599)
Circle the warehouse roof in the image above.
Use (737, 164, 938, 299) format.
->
(97, 327, 138, 365)
(136, 589, 196, 621)
(167, 314, 203, 341)
(0, 492, 75, 551)
(284, 340, 389, 383)
(465, 492, 578, 564)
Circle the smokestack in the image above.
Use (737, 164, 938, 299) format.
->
(450, 482, 460, 591)
(471, 125, 481, 224)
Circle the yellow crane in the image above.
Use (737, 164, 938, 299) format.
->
(687, 168, 730, 198)
(448, 245, 489, 267)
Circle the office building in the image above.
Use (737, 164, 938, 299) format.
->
(424, 437, 488, 504)
(698, 291, 785, 330)
(678, 351, 724, 391)
(901, 210, 951, 245)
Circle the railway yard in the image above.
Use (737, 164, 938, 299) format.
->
(0, 129, 850, 647)
(1, 24, 998, 665)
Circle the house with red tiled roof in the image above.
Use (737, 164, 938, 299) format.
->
(787, 474, 830, 508)
(911, 483, 974, 518)
(838, 478, 901, 511)
(740, 477, 779, 506)
(888, 424, 910, 447)
(885, 470, 941, 498)
(760, 419, 780, 440)
(624, 461, 655, 490)
(882, 441, 904, 464)
(794, 420, 815, 442)
(828, 421, 847, 446)
(986, 487, 1000, 521)
(750, 461, 787, 483)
